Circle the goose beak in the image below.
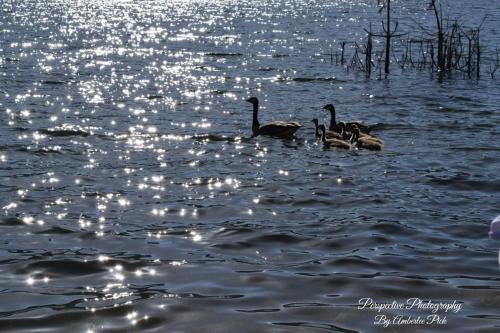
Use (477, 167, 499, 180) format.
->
(245, 98, 252, 103)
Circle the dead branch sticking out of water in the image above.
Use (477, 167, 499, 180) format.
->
(329, 2, 493, 80)
(378, 0, 402, 74)
(490, 49, 500, 79)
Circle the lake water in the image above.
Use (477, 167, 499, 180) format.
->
(1, 1, 499, 332)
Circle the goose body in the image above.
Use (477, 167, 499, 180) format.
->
(347, 124, 384, 145)
(246, 97, 301, 138)
(350, 127, 383, 151)
(318, 124, 351, 149)
(311, 118, 343, 140)
(323, 104, 371, 134)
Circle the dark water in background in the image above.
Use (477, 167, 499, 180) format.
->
(1, 0, 499, 332)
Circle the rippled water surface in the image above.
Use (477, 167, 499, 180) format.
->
(1, 1, 500, 332)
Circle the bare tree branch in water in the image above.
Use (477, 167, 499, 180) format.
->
(328, 1, 494, 80)
(490, 48, 500, 79)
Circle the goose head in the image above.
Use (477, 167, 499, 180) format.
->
(346, 123, 358, 133)
(338, 121, 347, 132)
(246, 97, 259, 105)
(322, 104, 335, 113)
(311, 118, 319, 126)
(317, 124, 326, 134)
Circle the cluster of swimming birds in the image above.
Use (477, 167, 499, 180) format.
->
(246, 97, 383, 150)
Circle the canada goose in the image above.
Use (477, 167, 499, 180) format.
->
(322, 104, 371, 134)
(317, 124, 351, 149)
(311, 118, 343, 140)
(346, 124, 384, 145)
(336, 121, 352, 140)
(246, 97, 301, 138)
(350, 126, 383, 151)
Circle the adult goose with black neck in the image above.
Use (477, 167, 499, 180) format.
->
(246, 97, 301, 138)
(323, 103, 371, 134)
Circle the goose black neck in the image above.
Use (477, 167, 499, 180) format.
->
(314, 123, 320, 137)
(329, 110, 336, 130)
(252, 102, 260, 132)
(320, 128, 327, 143)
